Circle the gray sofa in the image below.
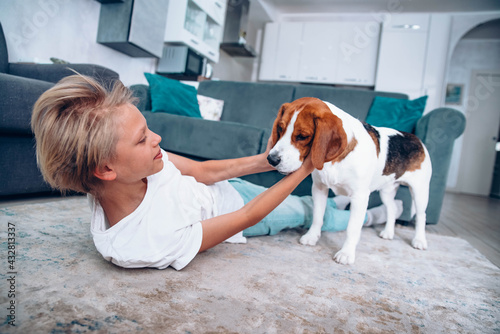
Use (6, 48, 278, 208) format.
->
(0, 22, 119, 197)
(131, 80, 466, 225)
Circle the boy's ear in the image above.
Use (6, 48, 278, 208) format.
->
(93, 165, 116, 181)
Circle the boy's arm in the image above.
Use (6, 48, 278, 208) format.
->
(167, 137, 275, 184)
(198, 156, 314, 252)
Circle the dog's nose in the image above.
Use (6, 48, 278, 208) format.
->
(267, 153, 281, 167)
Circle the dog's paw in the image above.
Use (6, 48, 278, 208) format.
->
(333, 250, 355, 265)
(379, 229, 394, 240)
(299, 232, 320, 246)
(411, 237, 428, 250)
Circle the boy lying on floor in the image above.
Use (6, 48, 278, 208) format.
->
(31, 74, 400, 270)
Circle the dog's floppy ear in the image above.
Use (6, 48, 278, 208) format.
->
(310, 112, 347, 170)
(270, 103, 290, 146)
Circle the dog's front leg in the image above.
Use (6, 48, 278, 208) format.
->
(299, 179, 328, 246)
(334, 192, 370, 264)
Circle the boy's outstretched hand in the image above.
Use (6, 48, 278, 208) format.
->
(300, 153, 315, 175)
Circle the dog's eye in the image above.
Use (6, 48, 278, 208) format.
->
(296, 134, 309, 141)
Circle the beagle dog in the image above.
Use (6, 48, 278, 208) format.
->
(267, 97, 432, 264)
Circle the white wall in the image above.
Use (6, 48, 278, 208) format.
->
(445, 38, 500, 189)
(0, 0, 157, 86)
(210, 0, 272, 82)
(211, 49, 256, 82)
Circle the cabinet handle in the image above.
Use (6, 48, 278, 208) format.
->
(392, 24, 421, 30)
(190, 39, 199, 45)
(208, 51, 215, 56)
(215, 2, 222, 8)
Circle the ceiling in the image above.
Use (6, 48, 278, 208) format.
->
(260, 0, 500, 15)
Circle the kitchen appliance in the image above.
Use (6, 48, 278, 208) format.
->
(156, 45, 205, 77)
(220, 0, 257, 57)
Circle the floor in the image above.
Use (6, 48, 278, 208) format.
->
(426, 191, 500, 268)
(1, 191, 499, 268)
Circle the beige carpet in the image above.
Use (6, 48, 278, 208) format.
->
(1, 196, 499, 333)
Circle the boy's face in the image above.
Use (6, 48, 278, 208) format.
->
(109, 103, 164, 183)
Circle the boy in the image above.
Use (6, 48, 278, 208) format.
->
(31, 74, 399, 270)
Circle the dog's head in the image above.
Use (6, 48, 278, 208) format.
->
(267, 97, 348, 174)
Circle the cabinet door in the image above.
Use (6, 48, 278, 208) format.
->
(259, 22, 279, 81)
(274, 22, 303, 81)
(193, 0, 226, 26)
(164, 0, 224, 63)
(298, 22, 340, 83)
(336, 21, 380, 86)
(375, 14, 430, 95)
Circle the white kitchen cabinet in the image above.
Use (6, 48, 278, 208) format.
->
(274, 22, 303, 81)
(375, 14, 430, 97)
(258, 22, 279, 81)
(259, 22, 303, 82)
(164, 0, 226, 62)
(336, 21, 380, 86)
(298, 22, 340, 83)
(192, 0, 226, 26)
(259, 20, 381, 86)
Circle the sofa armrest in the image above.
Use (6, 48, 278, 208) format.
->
(8, 63, 119, 85)
(415, 107, 466, 143)
(142, 111, 265, 160)
(0, 73, 54, 135)
(414, 107, 466, 223)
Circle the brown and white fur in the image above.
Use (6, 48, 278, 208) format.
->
(267, 97, 432, 264)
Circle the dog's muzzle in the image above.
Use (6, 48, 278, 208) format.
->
(267, 152, 281, 167)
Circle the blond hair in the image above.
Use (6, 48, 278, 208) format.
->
(31, 74, 136, 196)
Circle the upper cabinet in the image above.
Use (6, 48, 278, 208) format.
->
(97, 0, 169, 58)
(375, 14, 430, 97)
(274, 22, 303, 81)
(259, 20, 381, 86)
(336, 21, 381, 86)
(164, 0, 227, 63)
(298, 22, 341, 83)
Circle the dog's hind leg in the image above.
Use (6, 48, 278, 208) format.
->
(408, 181, 429, 250)
(300, 178, 328, 246)
(379, 184, 400, 240)
(334, 191, 370, 264)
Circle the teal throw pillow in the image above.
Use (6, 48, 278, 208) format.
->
(366, 95, 428, 133)
(144, 73, 202, 118)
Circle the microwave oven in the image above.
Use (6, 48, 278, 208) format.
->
(156, 45, 205, 77)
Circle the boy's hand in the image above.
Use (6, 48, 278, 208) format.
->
(265, 135, 274, 156)
(300, 154, 315, 174)
(262, 135, 276, 170)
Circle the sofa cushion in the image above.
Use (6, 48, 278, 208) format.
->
(293, 85, 408, 121)
(143, 111, 265, 160)
(197, 80, 295, 129)
(197, 95, 224, 121)
(144, 73, 202, 118)
(366, 95, 427, 133)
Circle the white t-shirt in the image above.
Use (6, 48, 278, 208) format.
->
(89, 150, 244, 270)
